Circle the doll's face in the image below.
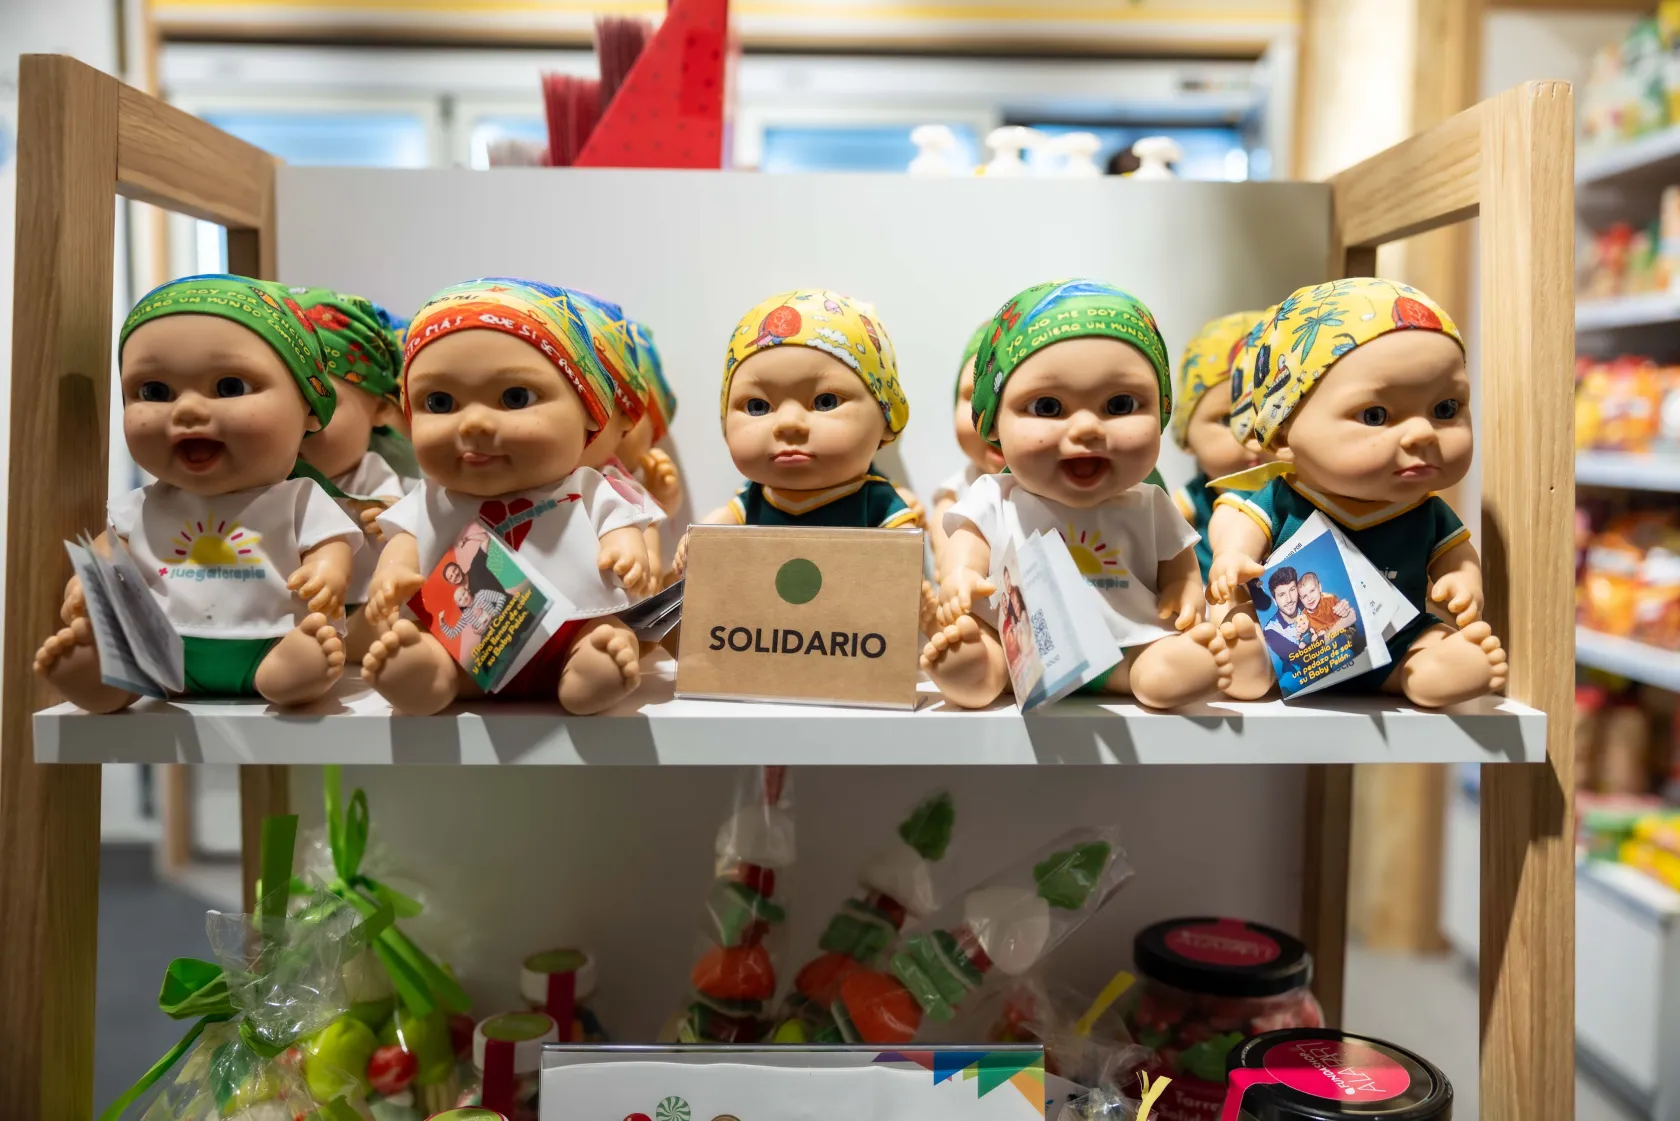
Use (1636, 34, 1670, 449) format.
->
(994, 336, 1162, 509)
(1299, 575, 1322, 611)
(1184, 380, 1260, 479)
(579, 409, 634, 471)
(298, 375, 401, 480)
(724, 346, 884, 491)
(618, 411, 656, 465)
(405, 329, 594, 497)
(954, 360, 1005, 474)
(1273, 330, 1472, 505)
(121, 314, 319, 495)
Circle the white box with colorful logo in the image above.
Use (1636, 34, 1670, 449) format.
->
(539, 1045, 1051, 1121)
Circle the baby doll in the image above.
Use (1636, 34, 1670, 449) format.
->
(35, 275, 361, 711)
(930, 322, 1004, 576)
(922, 280, 1220, 711)
(621, 319, 683, 517)
(1204, 278, 1508, 707)
(678, 289, 917, 565)
(1169, 309, 1268, 579)
(288, 287, 410, 656)
(360, 279, 658, 716)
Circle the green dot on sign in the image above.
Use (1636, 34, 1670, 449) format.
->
(776, 558, 822, 604)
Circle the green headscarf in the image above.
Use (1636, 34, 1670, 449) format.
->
(120, 274, 336, 426)
(971, 279, 1171, 446)
(954, 321, 989, 402)
(287, 287, 404, 406)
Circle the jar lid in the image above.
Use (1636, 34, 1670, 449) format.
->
(1224, 1029, 1453, 1120)
(1133, 917, 1312, 998)
(472, 1011, 559, 1075)
(520, 948, 598, 1004)
(426, 1111, 509, 1121)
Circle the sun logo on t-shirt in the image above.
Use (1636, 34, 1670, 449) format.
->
(173, 516, 262, 566)
(1061, 526, 1127, 578)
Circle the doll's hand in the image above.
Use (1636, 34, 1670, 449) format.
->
(640, 449, 683, 512)
(366, 569, 424, 627)
(287, 554, 350, 617)
(896, 487, 926, 529)
(670, 531, 691, 580)
(61, 576, 87, 625)
(1157, 577, 1204, 631)
(357, 498, 397, 544)
(598, 526, 652, 595)
(936, 568, 997, 627)
(1206, 553, 1264, 604)
(1430, 571, 1484, 627)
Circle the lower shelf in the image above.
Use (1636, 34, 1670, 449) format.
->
(34, 659, 1547, 766)
(1576, 627, 1680, 692)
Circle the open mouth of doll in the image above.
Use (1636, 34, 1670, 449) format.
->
(173, 437, 224, 471)
(1059, 456, 1111, 487)
(772, 450, 813, 465)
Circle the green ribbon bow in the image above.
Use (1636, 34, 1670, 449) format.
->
(321, 765, 470, 1020)
(100, 816, 374, 1121)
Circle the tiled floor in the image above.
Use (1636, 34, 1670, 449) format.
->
(1345, 944, 1641, 1121)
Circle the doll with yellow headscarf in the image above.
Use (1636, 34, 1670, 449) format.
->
(677, 290, 917, 569)
(1204, 278, 1507, 707)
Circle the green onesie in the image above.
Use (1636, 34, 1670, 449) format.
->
(727, 475, 919, 529)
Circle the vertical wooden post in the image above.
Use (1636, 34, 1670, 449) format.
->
(0, 56, 119, 1120)
(1477, 80, 1576, 1121)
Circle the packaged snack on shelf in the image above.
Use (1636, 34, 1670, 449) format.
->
(520, 949, 607, 1042)
(985, 972, 1150, 1088)
(298, 768, 474, 1121)
(670, 766, 795, 1043)
(102, 816, 372, 1121)
(1575, 356, 1663, 453)
(1577, 792, 1665, 858)
(776, 789, 956, 1042)
(825, 826, 1134, 1045)
(1599, 701, 1653, 795)
(1636, 545, 1680, 648)
(1220, 1029, 1453, 1120)
(1622, 811, 1680, 891)
(1124, 917, 1324, 1121)
(1580, 522, 1650, 635)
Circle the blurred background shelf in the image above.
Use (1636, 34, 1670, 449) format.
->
(1576, 628, 1680, 691)
(1577, 291, 1680, 331)
(1576, 451, 1680, 491)
(1578, 125, 1680, 186)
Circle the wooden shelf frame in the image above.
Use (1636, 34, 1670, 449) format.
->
(0, 58, 1575, 1121)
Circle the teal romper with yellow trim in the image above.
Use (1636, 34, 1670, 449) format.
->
(1173, 471, 1256, 582)
(727, 475, 919, 529)
(1214, 478, 1472, 693)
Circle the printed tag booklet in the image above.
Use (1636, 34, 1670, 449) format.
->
(64, 534, 184, 698)
(409, 519, 555, 693)
(995, 531, 1123, 711)
(1245, 512, 1417, 699)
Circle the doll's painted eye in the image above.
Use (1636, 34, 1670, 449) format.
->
(1106, 394, 1139, 416)
(1029, 397, 1063, 418)
(1359, 406, 1388, 426)
(812, 392, 840, 412)
(215, 377, 250, 398)
(423, 392, 455, 414)
(501, 386, 535, 410)
(1433, 399, 1461, 420)
(744, 398, 772, 417)
(137, 381, 174, 403)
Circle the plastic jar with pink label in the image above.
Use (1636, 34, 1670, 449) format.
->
(1222, 1028, 1453, 1119)
(1124, 917, 1325, 1121)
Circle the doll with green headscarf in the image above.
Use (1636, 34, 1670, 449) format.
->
(929, 321, 1005, 576)
(1204, 278, 1507, 707)
(923, 279, 1220, 711)
(35, 274, 363, 711)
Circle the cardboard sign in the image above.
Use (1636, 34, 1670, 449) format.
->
(539, 1045, 1049, 1121)
(676, 525, 922, 709)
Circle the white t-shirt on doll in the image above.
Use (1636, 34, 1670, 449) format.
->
(377, 466, 656, 619)
(933, 463, 984, 507)
(944, 472, 1201, 649)
(108, 478, 363, 640)
(332, 451, 408, 605)
(601, 457, 666, 524)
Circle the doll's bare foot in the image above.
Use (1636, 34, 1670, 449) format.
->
(1214, 606, 1275, 700)
(1390, 622, 1509, 708)
(921, 613, 1008, 709)
(918, 580, 941, 638)
(363, 618, 461, 715)
(559, 617, 641, 714)
(254, 613, 345, 706)
(35, 619, 138, 714)
(1124, 623, 1221, 710)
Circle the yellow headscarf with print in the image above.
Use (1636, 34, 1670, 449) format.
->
(1226, 305, 1278, 444)
(1172, 309, 1265, 449)
(1251, 277, 1463, 449)
(721, 289, 910, 446)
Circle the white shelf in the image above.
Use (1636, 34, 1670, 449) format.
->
(1578, 127, 1680, 186)
(1576, 291, 1680, 330)
(1577, 627, 1680, 691)
(34, 658, 1545, 766)
(1576, 451, 1680, 491)
(1581, 859, 1680, 921)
